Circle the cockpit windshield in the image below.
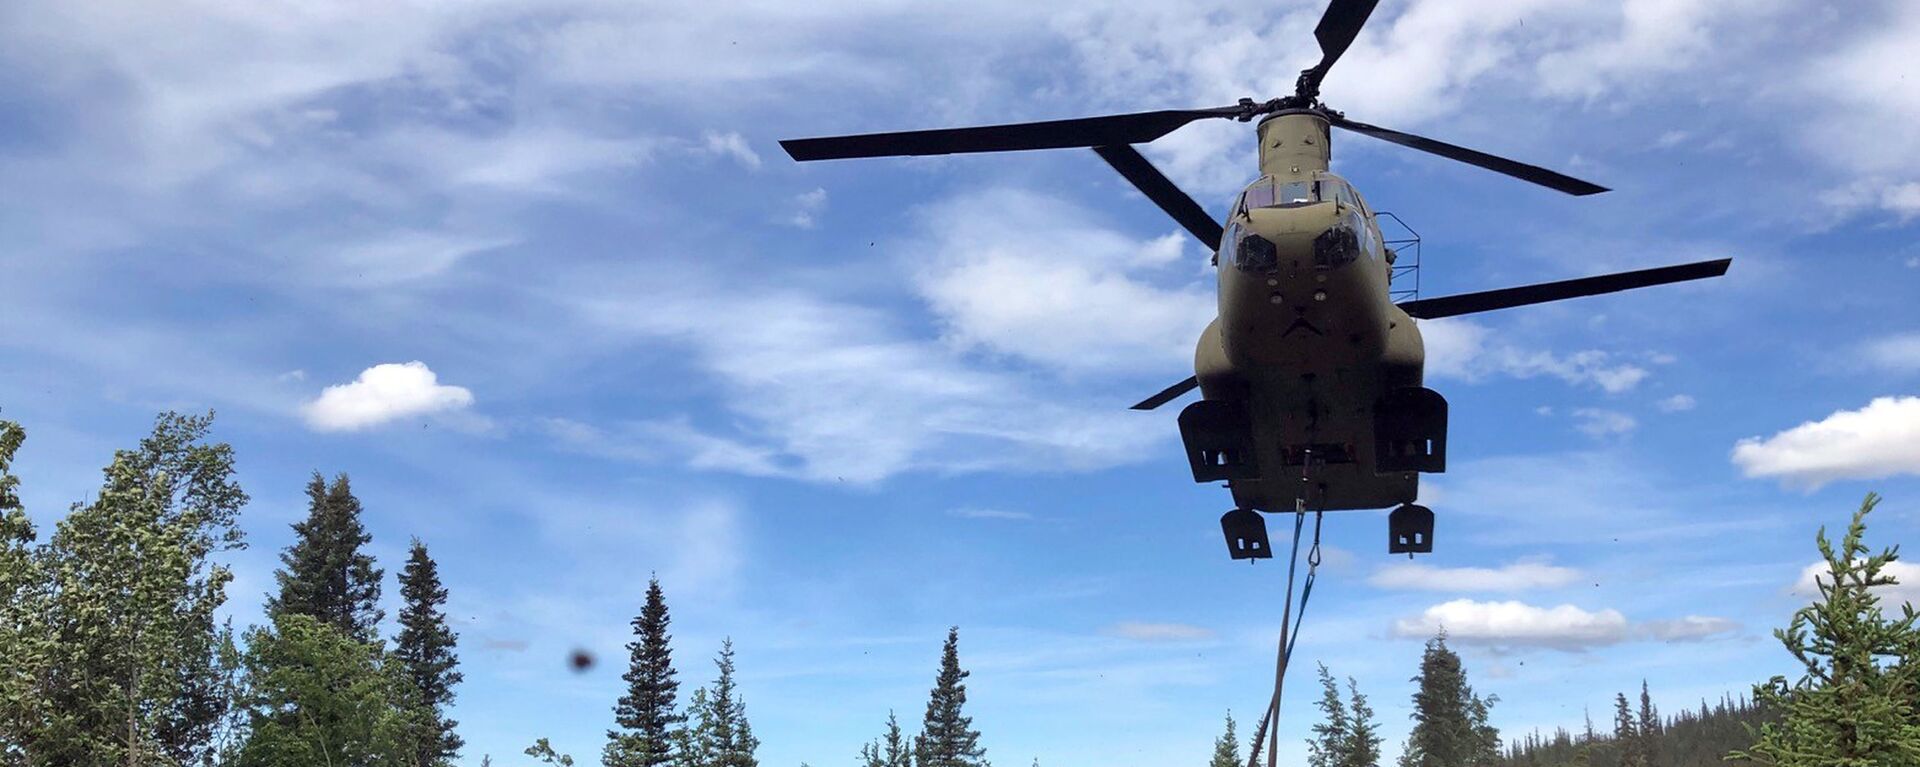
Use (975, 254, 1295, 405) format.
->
(1237, 176, 1356, 213)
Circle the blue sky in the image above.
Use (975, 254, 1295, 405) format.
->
(4, 0, 1920, 765)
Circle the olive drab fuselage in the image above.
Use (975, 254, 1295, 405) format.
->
(1195, 110, 1425, 512)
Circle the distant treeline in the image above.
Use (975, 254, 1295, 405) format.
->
(1490, 691, 1769, 767)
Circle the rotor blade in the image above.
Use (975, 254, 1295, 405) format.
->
(1312, 0, 1383, 73)
(1329, 115, 1610, 196)
(1398, 258, 1731, 320)
(781, 106, 1244, 161)
(1131, 376, 1200, 411)
(1093, 145, 1224, 251)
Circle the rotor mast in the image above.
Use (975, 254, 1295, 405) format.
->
(1257, 111, 1333, 179)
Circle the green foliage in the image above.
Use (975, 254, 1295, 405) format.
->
(229, 613, 423, 767)
(0, 418, 48, 765)
(1310, 664, 1353, 767)
(268, 472, 384, 644)
(24, 412, 249, 766)
(1734, 493, 1920, 767)
(1209, 711, 1241, 767)
(1347, 676, 1382, 767)
(1306, 665, 1382, 767)
(860, 711, 911, 767)
(914, 627, 986, 767)
(678, 640, 758, 767)
(607, 577, 682, 767)
(528, 738, 577, 766)
(394, 538, 463, 767)
(1398, 633, 1500, 767)
(1611, 693, 1646, 767)
(1494, 691, 1767, 767)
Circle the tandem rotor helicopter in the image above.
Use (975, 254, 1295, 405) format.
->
(780, 0, 1729, 563)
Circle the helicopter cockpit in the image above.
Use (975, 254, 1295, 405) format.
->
(1219, 173, 1381, 270)
(1234, 173, 1365, 214)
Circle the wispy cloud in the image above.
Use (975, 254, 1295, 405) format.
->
(1423, 319, 1652, 394)
(949, 507, 1034, 521)
(1103, 622, 1215, 642)
(1370, 558, 1582, 592)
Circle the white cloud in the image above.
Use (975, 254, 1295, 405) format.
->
(1391, 599, 1630, 650)
(785, 188, 829, 229)
(1572, 408, 1637, 438)
(1732, 397, 1920, 489)
(1656, 394, 1696, 412)
(1790, 559, 1920, 609)
(1104, 622, 1215, 642)
(701, 130, 762, 170)
(1638, 616, 1740, 642)
(301, 361, 475, 432)
(1422, 318, 1651, 393)
(909, 188, 1214, 375)
(1821, 181, 1920, 222)
(1370, 558, 1582, 592)
(949, 507, 1034, 521)
(1862, 333, 1920, 374)
(326, 230, 511, 285)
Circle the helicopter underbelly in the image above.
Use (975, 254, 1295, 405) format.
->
(1193, 287, 1427, 512)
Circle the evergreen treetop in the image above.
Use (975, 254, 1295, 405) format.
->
(1399, 633, 1499, 767)
(395, 537, 464, 767)
(914, 626, 988, 767)
(1310, 664, 1353, 767)
(608, 576, 683, 767)
(1210, 711, 1242, 767)
(268, 471, 384, 643)
(1735, 493, 1920, 766)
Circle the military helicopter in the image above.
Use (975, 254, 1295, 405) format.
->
(780, 0, 1729, 561)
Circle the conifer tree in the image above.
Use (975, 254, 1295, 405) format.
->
(1612, 692, 1646, 767)
(1210, 711, 1241, 767)
(914, 627, 987, 767)
(671, 688, 714, 767)
(395, 538, 464, 766)
(268, 472, 384, 643)
(862, 711, 912, 767)
(34, 412, 249, 766)
(1399, 633, 1500, 767)
(1346, 677, 1382, 767)
(1735, 493, 1920, 766)
(608, 576, 682, 767)
(1635, 681, 1659, 766)
(690, 639, 758, 767)
(1310, 664, 1352, 767)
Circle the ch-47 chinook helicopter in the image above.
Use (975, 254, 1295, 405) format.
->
(780, 0, 1730, 562)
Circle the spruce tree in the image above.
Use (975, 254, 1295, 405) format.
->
(1735, 493, 1920, 766)
(671, 688, 714, 767)
(607, 576, 682, 767)
(694, 639, 758, 767)
(914, 627, 987, 767)
(1210, 711, 1241, 767)
(862, 711, 912, 767)
(1310, 664, 1353, 767)
(1346, 677, 1382, 767)
(1613, 692, 1646, 767)
(1399, 633, 1499, 767)
(395, 538, 464, 766)
(269, 472, 384, 643)
(1635, 681, 1659, 766)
